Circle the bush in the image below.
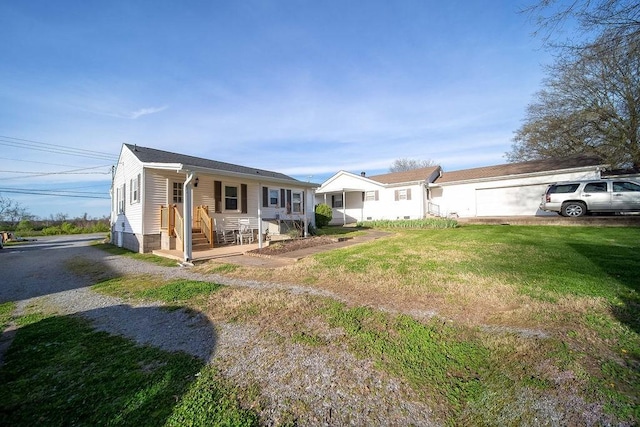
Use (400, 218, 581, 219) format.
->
(315, 204, 332, 228)
(356, 218, 459, 229)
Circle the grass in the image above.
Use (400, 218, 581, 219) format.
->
(199, 224, 640, 424)
(0, 312, 258, 426)
(357, 218, 459, 229)
(3, 224, 638, 425)
(0, 302, 15, 330)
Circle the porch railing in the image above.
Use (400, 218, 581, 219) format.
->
(160, 204, 177, 234)
(427, 202, 441, 217)
(196, 205, 214, 248)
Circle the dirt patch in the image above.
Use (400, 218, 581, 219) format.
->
(246, 236, 341, 256)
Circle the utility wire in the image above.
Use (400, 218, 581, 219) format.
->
(0, 188, 110, 199)
(0, 135, 119, 161)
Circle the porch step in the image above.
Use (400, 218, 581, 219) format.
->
(192, 231, 212, 251)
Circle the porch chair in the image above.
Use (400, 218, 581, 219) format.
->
(214, 218, 236, 245)
(236, 218, 254, 245)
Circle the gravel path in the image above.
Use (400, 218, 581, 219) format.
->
(2, 239, 437, 426)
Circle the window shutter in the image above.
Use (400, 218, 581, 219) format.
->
(280, 189, 286, 208)
(137, 174, 141, 202)
(241, 184, 248, 214)
(214, 181, 222, 213)
(362, 192, 365, 202)
(262, 186, 269, 208)
(375, 190, 379, 201)
(394, 190, 399, 201)
(302, 191, 305, 214)
(407, 189, 412, 200)
(129, 179, 133, 203)
(331, 195, 335, 208)
(286, 190, 292, 214)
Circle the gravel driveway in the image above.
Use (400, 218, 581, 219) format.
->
(1, 235, 436, 426)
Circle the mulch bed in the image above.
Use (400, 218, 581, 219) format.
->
(246, 236, 339, 256)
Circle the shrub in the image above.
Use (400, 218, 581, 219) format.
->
(315, 203, 332, 228)
(356, 218, 459, 229)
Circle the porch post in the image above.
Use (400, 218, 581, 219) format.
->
(183, 171, 195, 262)
(342, 190, 346, 226)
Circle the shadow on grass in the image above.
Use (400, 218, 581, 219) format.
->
(569, 242, 640, 334)
(0, 314, 204, 426)
(0, 309, 258, 426)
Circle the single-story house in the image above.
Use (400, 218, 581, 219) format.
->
(315, 167, 441, 225)
(110, 144, 318, 261)
(316, 155, 606, 222)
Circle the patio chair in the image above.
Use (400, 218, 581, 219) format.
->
(215, 218, 236, 245)
(236, 218, 254, 245)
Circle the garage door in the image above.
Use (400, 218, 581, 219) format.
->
(476, 185, 547, 216)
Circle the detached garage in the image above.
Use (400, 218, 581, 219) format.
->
(429, 155, 606, 218)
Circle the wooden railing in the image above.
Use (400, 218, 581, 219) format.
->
(196, 205, 214, 248)
(160, 204, 176, 234)
(174, 208, 184, 250)
(160, 204, 183, 250)
(427, 202, 441, 217)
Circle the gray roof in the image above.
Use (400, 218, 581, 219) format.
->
(434, 155, 605, 184)
(125, 144, 302, 182)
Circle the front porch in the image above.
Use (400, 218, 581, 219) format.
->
(153, 241, 260, 263)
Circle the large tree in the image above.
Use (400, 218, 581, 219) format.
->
(508, 0, 640, 168)
(389, 158, 437, 172)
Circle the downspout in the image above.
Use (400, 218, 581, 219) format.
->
(183, 171, 196, 263)
(342, 190, 346, 226)
(257, 182, 263, 249)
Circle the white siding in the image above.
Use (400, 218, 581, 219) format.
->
(431, 169, 601, 217)
(111, 146, 144, 234)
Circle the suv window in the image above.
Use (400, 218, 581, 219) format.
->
(584, 182, 607, 192)
(549, 184, 579, 194)
(613, 181, 640, 192)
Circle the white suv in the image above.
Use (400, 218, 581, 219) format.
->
(540, 179, 640, 217)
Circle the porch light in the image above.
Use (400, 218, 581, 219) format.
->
(194, 177, 199, 187)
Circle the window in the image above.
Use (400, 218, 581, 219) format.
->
(332, 194, 343, 208)
(269, 189, 279, 206)
(613, 181, 640, 192)
(584, 182, 607, 193)
(117, 184, 126, 213)
(225, 185, 238, 211)
(365, 191, 376, 201)
(549, 184, 579, 194)
(292, 191, 302, 213)
(172, 182, 183, 203)
(130, 174, 140, 204)
(394, 188, 411, 201)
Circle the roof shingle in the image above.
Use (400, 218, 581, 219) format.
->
(368, 166, 440, 184)
(435, 155, 604, 184)
(125, 144, 300, 182)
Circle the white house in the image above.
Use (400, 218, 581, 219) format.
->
(111, 144, 318, 261)
(315, 167, 441, 225)
(316, 155, 606, 223)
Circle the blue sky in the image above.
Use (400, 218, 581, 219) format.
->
(0, 0, 553, 219)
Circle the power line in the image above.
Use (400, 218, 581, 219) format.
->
(0, 135, 119, 161)
(0, 188, 110, 199)
(0, 165, 112, 180)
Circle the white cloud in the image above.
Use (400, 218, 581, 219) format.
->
(128, 105, 169, 119)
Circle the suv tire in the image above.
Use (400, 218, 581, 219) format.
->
(561, 201, 587, 217)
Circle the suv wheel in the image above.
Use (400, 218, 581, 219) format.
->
(561, 201, 587, 217)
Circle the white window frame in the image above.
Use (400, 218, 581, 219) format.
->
(269, 188, 279, 206)
(117, 183, 126, 214)
(398, 189, 408, 200)
(365, 191, 376, 201)
(225, 184, 239, 211)
(333, 194, 343, 208)
(292, 191, 302, 213)
(130, 174, 141, 204)
(172, 182, 183, 204)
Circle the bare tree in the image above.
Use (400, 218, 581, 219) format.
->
(0, 194, 31, 227)
(509, 1, 640, 168)
(508, 32, 640, 168)
(389, 158, 437, 172)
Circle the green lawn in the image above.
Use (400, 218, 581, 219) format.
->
(1, 225, 638, 425)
